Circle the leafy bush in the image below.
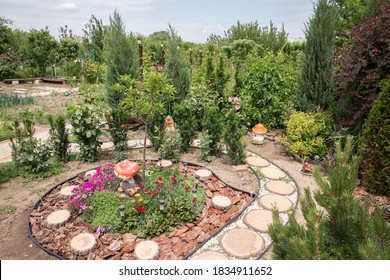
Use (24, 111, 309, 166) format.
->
(158, 129, 181, 160)
(0, 122, 14, 141)
(334, 3, 390, 128)
(48, 114, 69, 163)
(0, 161, 19, 184)
(67, 87, 103, 162)
(0, 93, 34, 108)
(83, 61, 106, 84)
(173, 101, 197, 152)
(358, 78, 390, 195)
(281, 110, 333, 160)
(241, 52, 299, 128)
(106, 109, 129, 161)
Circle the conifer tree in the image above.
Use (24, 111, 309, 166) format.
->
(165, 24, 191, 102)
(295, 0, 338, 112)
(269, 136, 390, 259)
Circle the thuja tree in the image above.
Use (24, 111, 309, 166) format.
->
(295, 0, 338, 112)
(165, 24, 191, 102)
(333, 3, 390, 128)
(201, 105, 223, 161)
(269, 137, 390, 259)
(358, 78, 390, 195)
(103, 10, 138, 109)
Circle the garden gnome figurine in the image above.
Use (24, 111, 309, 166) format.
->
(164, 115, 175, 132)
(251, 123, 267, 144)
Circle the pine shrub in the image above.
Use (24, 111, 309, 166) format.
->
(173, 102, 197, 152)
(358, 78, 390, 195)
(269, 136, 390, 259)
(48, 114, 69, 163)
(201, 105, 223, 161)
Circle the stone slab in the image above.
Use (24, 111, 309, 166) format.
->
(84, 169, 97, 178)
(211, 195, 232, 211)
(260, 167, 286, 180)
(70, 233, 96, 256)
(46, 209, 71, 228)
(258, 194, 293, 212)
(157, 160, 173, 168)
(190, 250, 229, 260)
(245, 156, 270, 167)
(134, 240, 159, 260)
(220, 228, 264, 259)
(265, 180, 295, 195)
(243, 209, 274, 232)
(195, 169, 213, 181)
(59, 185, 77, 199)
(101, 142, 114, 150)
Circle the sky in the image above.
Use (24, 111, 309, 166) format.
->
(1, 0, 314, 43)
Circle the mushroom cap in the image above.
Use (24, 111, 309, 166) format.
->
(252, 123, 267, 134)
(114, 160, 140, 180)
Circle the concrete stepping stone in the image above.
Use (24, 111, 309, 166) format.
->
(195, 169, 213, 181)
(243, 209, 274, 232)
(59, 185, 77, 199)
(260, 167, 286, 180)
(46, 210, 71, 228)
(127, 140, 138, 148)
(157, 160, 173, 168)
(190, 250, 229, 260)
(211, 195, 232, 211)
(258, 194, 293, 212)
(191, 139, 201, 148)
(70, 233, 97, 256)
(245, 156, 270, 167)
(220, 228, 264, 259)
(134, 240, 159, 260)
(84, 169, 97, 178)
(265, 180, 295, 195)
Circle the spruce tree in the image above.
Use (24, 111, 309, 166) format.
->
(165, 24, 191, 102)
(295, 0, 338, 112)
(103, 10, 138, 109)
(268, 136, 390, 259)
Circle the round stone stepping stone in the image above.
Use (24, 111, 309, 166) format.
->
(59, 185, 77, 199)
(70, 233, 97, 256)
(244, 209, 274, 232)
(211, 195, 232, 210)
(134, 240, 159, 260)
(190, 250, 229, 260)
(195, 169, 213, 181)
(265, 180, 295, 195)
(84, 169, 97, 178)
(220, 228, 264, 258)
(101, 142, 114, 150)
(157, 160, 173, 168)
(259, 194, 293, 212)
(245, 156, 269, 167)
(127, 140, 138, 148)
(191, 139, 201, 147)
(46, 210, 71, 228)
(260, 167, 286, 180)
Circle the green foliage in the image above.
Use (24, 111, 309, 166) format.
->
(82, 15, 106, 62)
(201, 105, 223, 161)
(83, 61, 106, 83)
(106, 108, 129, 161)
(0, 93, 34, 108)
(281, 110, 333, 160)
(269, 137, 390, 259)
(56, 38, 80, 62)
(0, 16, 17, 79)
(165, 24, 191, 102)
(26, 28, 58, 76)
(173, 101, 197, 152)
(158, 129, 181, 160)
(0, 161, 19, 184)
(48, 114, 69, 163)
(241, 52, 299, 128)
(0, 122, 14, 141)
(67, 86, 103, 162)
(103, 10, 138, 109)
(359, 78, 390, 195)
(223, 105, 247, 165)
(295, 0, 338, 112)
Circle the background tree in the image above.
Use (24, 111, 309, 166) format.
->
(294, 0, 338, 112)
(82, 15, 106, 62)
(0, 16, 17, 79)
(26, 28, 58, 76)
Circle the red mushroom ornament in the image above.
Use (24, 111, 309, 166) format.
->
(114, 160, 140, 185)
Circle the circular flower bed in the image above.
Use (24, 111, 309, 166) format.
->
(29, 161, 252, 260)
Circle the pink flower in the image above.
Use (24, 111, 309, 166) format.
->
(121, 124, 125, 129)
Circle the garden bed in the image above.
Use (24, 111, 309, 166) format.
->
(29, 161, 252, 260)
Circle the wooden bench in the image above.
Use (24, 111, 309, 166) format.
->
(42, 77, 67, 85)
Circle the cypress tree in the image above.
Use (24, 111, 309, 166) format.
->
(295, 0, 338, 112)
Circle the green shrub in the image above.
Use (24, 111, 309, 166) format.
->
(359, 78, 390, 195)
(241, 52, 299, 128)
(0, 122, 14, 141)
(173, 101, 197, 152)
(83, 61, 106, 83)
(201, 105, 223, 161)
(158, 129, 181, 160)
(48, 114, 69, 163)
(282, 110, 333, 160)
(0, 161, 19, 184)
(106, 109, 129, 161)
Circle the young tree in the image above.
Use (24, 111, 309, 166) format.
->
(294, 0, 338, 112)
(82, 15, 106, 62)
(269, 137, 390, 259)
(165, 24, 191, 102)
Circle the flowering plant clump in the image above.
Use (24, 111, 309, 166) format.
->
(69, 163, 205, 236)
(301, 162, 312, 173)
